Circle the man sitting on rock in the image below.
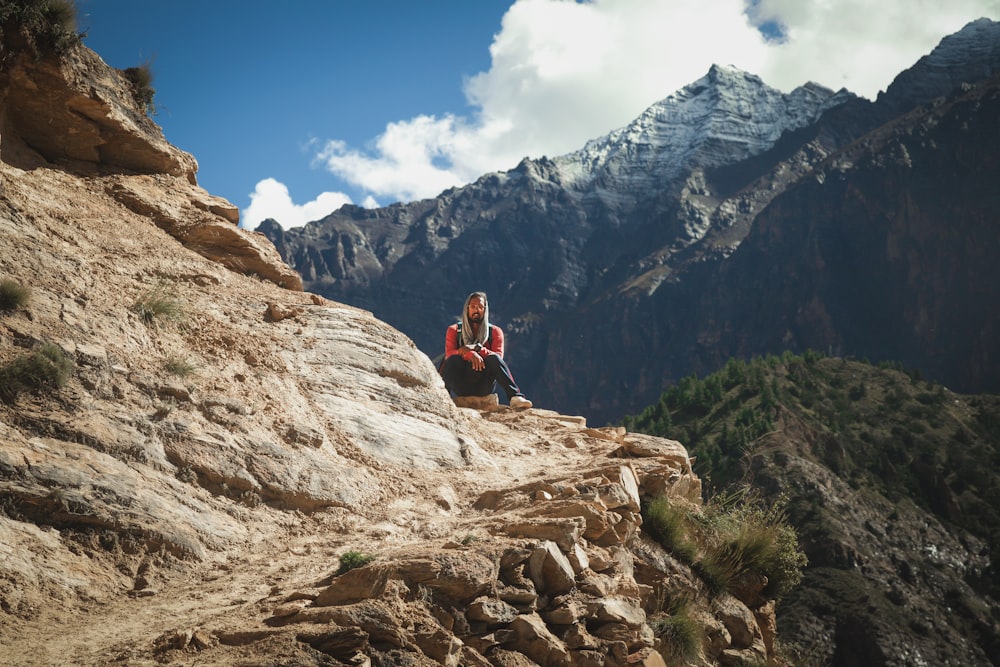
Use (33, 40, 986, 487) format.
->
(441, 291, 532, 409)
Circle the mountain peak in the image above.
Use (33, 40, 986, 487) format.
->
(878, 17, 1000, 110)
(704, 62, 764, 87)
(552, 63, 844, 208)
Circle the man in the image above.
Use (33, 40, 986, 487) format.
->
(441, 291, 532, 409)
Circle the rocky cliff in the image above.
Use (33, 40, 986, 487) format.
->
(688, 71, 1000, 393)
(0, 36, 302, 293)
(0, 33, 792, 667)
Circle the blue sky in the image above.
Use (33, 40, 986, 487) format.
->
(78, 0, 999, 230)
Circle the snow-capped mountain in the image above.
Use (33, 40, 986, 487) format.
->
(554, 64, 852, 207)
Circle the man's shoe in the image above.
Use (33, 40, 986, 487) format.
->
(510, 395, 532, 409)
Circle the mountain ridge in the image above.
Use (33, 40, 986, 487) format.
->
(877, 16, 1000, 113)
(553, 64, 852, 214)
(263, 18, 1000, 425)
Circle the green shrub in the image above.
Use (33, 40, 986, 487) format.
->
(0, 341, 74, 401)
(337, 550, 375, 574)
(696, 520, 775, 595)
(0, 0, 80, 56)
(694, 547, 738, 595)
(0, 279, 30, 311)
(697, 520, 794, 595)
(652, 596, 702, 661)
(700, 489, 807, 599)
(644, 488, 807, 601)
(133, 285, 184, 325)
(643, 497, 698, 564)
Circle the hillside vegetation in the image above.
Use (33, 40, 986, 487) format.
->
(625, 352, 1000, 664)
(0, 0, 80, 56)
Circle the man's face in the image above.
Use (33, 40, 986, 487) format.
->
(467, 296, 485, 323)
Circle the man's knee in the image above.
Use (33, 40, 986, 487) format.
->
(441, 355, 465, 377)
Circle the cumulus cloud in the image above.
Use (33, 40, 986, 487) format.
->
(241, 178, 353, 230)
(315, 0, 999, 206)
(750, 0, 1000, 95)
(316, 118, 468, 205)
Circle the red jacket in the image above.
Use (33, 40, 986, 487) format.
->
(445, 323, 504, 362)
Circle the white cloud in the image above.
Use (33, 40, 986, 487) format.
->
(241, 178, 351, 230)
(751, 0, 1000, 95)
(316, 0, 1000, 205)
(316, 118, 467, 204)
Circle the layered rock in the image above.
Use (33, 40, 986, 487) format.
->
(0, 41, 301, 290)
(251, 424, 788, 667)
(0, 43, 196, 179)
(0, 37, 794, 667)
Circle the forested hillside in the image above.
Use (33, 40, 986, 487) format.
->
(625, 353, 1000, 665)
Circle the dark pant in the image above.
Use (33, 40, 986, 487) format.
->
(441, 354, 523, 400)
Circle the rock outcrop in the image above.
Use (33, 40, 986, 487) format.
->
(0, 37, 791, 667)
(264, 426, 714, 667)
(0, 43, 196, 179)
(0, 41, 302, 291)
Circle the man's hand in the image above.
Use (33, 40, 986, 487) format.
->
(465, 344, 486, 371)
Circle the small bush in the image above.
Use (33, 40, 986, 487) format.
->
(337, 550, 375, 574)
(701, 490, 807, 599)
(133, 285, 184, 325)
(644, 487, 807, 601)
(652, 595, 703, 661)
(165, 355, 198, 377)
(121, 60, 157, 115)
(643, 497, 698, 564)
(0, 279, 30, 311)
(695, 537, 749, 595)
(0, 341, 74, 401)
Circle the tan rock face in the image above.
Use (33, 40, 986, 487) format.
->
(105, 175, 303, 291)
(0, 40, 788, 667)
(1, 45, 197, 180)
(0, 44, 299, 291)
